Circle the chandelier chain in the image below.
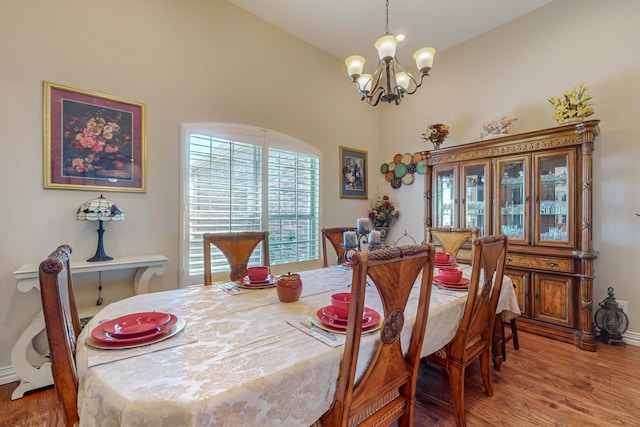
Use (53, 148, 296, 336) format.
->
(384, 0, 390, 34)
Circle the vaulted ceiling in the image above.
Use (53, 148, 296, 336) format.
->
(229, 0, 552, 66)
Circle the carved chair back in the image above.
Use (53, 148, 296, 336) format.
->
(203, 231, 270, 283)
(321, 244, 435, 427)
(321, 227, 356, 267)
(39, 244, 80, 427)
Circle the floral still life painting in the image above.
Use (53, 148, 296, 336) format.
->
(44, 82, 146, 192)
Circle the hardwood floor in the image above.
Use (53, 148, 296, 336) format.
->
(2, 332, 639, 426)
(0, 382, 62, 427)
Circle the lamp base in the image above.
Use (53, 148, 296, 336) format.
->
(87, 220, 113, 262)
(87, 254, 113, 263)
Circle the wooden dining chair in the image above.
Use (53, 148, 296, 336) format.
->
(321, 227, 356, 267)
(319, 244, 435, 427)
(39, 244, 80, 427)
(426, 227, 479, 260)
(203, 231, 270, 283)
(424, 234, 508, 427)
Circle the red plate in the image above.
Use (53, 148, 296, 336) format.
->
(434, 276, 470, 286)
(87, 316, 186, 350)
(101, 312, 171, 338)
(321, 305, 374, 324)
(434, 259, 458, 267)
(435, 282, 469, 291)
(316, 306, 381, 330)
(92, 315, 178, 344)
(240, 274, 277, 286)
(312, 312, 383, 335)
(341, 261, 353, 268)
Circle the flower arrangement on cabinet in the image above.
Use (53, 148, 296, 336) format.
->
(420, 123, 450, 149)
(368, 193, 400, 228)
(548, 83, 595, 123)
(481, 115, 518, 139)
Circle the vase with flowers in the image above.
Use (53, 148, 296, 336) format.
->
(548, 83, 595, 124)
(481, 114, 518, 139)
(368, 193, 400, 241)
(420, 123, 450, 149)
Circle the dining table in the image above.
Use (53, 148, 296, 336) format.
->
(76, 264, 520, 426)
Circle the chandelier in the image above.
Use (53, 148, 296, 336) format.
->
(344, 0, 436, 106)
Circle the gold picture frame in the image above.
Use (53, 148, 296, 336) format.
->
(339, 146, 367, 199)
(43, 81, 146, 192)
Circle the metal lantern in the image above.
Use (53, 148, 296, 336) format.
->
(594, 287, 629, 345)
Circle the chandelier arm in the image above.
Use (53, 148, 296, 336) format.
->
(361, 61, 386, 99)
(404, 72, 429, 95)
(366, 85, 386, 106)
(368, 91, 384, 107)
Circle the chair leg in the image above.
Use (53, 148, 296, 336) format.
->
(479, 349, 494, 397)
(446, 364, 467, 427)
(510, 318, 520, 350)
(500, 317, 507, 363)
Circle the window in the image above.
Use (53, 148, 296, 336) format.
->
(181, 124, 321, 286)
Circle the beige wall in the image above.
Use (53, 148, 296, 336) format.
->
(380, 0, 640, 337)
(0, 0, 380, 370)
(2, 0, 639, 376)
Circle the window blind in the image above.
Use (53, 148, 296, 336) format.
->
(187, 134, 262, 278)
(182, 124, 320, 286)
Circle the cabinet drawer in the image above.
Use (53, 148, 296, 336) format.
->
(505, 254, 573, 273)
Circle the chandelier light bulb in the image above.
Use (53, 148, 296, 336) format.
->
(345, 55, 366, 80)
(375, 34, 398, 61)
(413, 47, 436, 73)
(395, 72, 410, 91)
(358, 74, 373, 93)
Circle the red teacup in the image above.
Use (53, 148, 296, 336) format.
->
(434, 252, 451, 264)
(331, 292, 351, 319)
(439, 267, 463, 283)
(247, 266, 270, 282)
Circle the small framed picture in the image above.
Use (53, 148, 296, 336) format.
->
(339, 146, 367, 199)
(43, 81, 146, 192)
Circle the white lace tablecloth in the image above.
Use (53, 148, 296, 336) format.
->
(76, 266, 519, 426)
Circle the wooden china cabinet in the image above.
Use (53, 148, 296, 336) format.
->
(423, 120, 600, 351)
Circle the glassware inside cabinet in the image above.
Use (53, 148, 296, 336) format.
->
(498, 159, 525, 240)
(435, 167, 456, 227)
(538, 155, 569, 242)
(463, 163, 487, 236)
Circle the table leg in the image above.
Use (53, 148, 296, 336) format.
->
(10, 311, 53, 399)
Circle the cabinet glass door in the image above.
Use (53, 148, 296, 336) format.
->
(496, 157, 528, 244)
(534, 151, 574, 246)
(462, 161, 489, 236)
(433, 165, 457, 227)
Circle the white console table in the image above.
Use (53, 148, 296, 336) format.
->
(11, 254, 168, 400)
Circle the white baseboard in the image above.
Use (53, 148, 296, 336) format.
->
(0, 366, 18, 385)
(622, 330, 640, 347)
